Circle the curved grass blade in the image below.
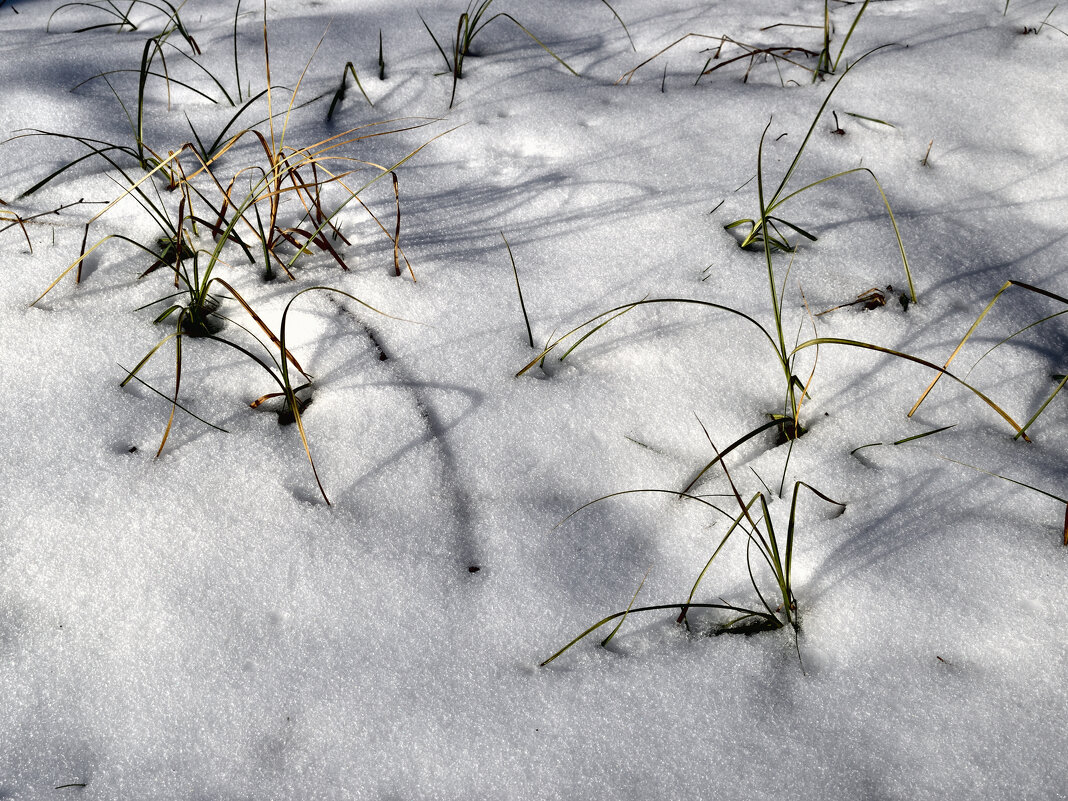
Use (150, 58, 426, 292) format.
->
(768, 167, 914, 302)
(516, 297, 779, 378)
(784, 481, 845, 592)
(327, 61, 374, 120)
(277, 286, 410, 505)
(539, 601, 774, 667)
(680, 494, 762, 622)
(910, 281, 1068, 418)
(490, 13, 579, 76)
(793, 336, 1029, 440)
(597, 0, 634, 51)
(1017, 373, 1067, 440)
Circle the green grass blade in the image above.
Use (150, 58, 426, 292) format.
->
(681, 418, 782, 495)
(768, 166, 914, 302)
(785, 481, 845, 591)
(419, 12, 454, 73)
(965, 310, 1068, 381)
(682, 495, 762, 617)
(771, 45, 890, 202)
(540, 601, 772, 667)
(277, 286, 411, 504)
(518, 297, 780, 378)
(502, 231, 534, 348)
(117, 362, 228, 433)
(328, 61, 374, 120)
(832, 0, 871, 72)
(765, 215, 818, 242)
(843, 111, 895, 127)
(233, 0, 243, 102)
(601, 566, 650, 647)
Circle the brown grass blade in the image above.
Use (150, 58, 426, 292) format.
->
(210, 277, 309, 378)
(909, 281, 1068, 418)
(794, 337, 1030, 441)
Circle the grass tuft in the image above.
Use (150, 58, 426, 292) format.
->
(619, 1, 870, 88)
(540, 440, 845, 667)
(724, 48, 915, 305)
(414, 0, 632, 108)
(13, 1, 452, 502)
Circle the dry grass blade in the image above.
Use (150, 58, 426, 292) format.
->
(1, 211, 32, 251)
(32, 228, 118, 306)
(210, 278, 309, 378)
(793, 336, 1030, 440)
(617, 1, 867, 89)
(909, 281, 1068, 437)
(617, 33, 734, 85)
(696, 38, 818, 85)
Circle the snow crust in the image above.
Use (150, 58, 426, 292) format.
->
(1, 0, 1066, 798)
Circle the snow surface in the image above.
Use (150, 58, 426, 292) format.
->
(2, 0, 1067, 798)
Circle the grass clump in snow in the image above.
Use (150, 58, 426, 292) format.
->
(540, 440, 845, 666)
(420, 0, 577, 109)
(723, 49, 915, 306)
(618, 0, 870, 87)
(48, 0, 200, 49)
(16, 5, 447, 504)
(519, 50, 1030, 509)
(23, 7, 434, 298)
(420, 0, 631, 108)
(121, 279, 400, 505)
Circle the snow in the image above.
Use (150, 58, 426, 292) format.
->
(1, 0, 1067, 798)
